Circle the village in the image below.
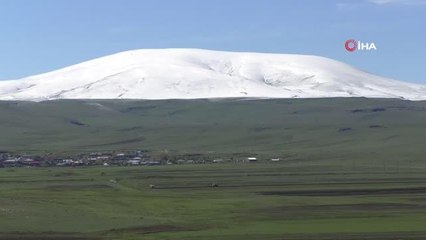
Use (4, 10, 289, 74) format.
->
(0, 151, 282, 168)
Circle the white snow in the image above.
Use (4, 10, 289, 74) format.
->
(0, 48, 425, 101)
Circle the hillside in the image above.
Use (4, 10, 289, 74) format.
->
(0, 98, 425, 163)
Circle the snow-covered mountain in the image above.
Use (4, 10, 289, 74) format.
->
(0, 48, 425, 101)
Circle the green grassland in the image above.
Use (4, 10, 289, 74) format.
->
(1, 163, 426, 240)
(1, 98, 426, 162)
(1, 98, 426, 239)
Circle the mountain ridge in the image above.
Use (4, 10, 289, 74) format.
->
(0, 48, 425, 101)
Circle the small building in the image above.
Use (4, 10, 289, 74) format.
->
(3, 158, 20, 167)
(97, 155, 111, 160)
(127, 159, 141, 165)
(22, 158, 41, 167)
(177, 159, 186, 164)
(146, 161, 160, 166)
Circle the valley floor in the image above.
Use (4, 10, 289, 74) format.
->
(1, 161, 426, 240)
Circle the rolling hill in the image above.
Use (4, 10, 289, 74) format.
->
(1, 98, 425, 163)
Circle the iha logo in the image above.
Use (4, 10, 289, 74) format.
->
(345, 39, 377, 52)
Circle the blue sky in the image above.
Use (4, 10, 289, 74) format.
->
(0, 0, 425, 84)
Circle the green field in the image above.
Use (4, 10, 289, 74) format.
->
(1, 98, 426, 239)
(1, 98, 426, 161)
(1, 163, 426, 240)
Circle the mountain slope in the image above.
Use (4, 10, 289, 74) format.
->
(0, 48, 425, 101)
(0, 98, 425, 162)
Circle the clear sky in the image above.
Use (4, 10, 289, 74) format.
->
(0, 0, 425, 84)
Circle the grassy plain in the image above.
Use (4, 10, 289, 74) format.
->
(1, 162, 426, 240)
(1, 98, 426, 239)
